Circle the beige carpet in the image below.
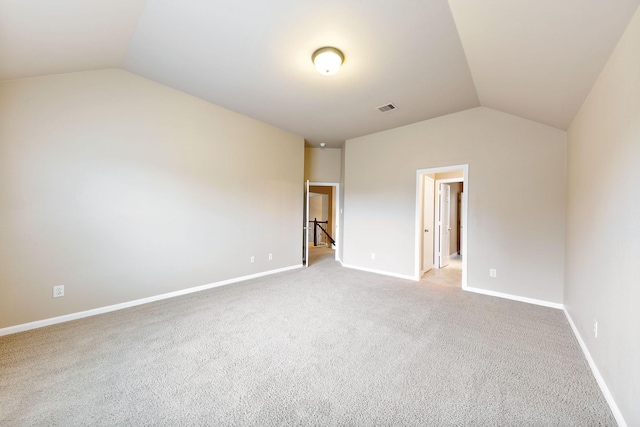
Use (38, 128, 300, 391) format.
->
(0, 250, 616, 426)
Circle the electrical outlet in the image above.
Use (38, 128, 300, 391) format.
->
(489, 269, 497, 278)
(250, 256, 255, 263)
(53, 285, 64, 298)
(371, 253, 376, 260)
(593, 320, 598, 338)
(268, 253, 273, 261)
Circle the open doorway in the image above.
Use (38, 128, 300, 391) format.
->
(414, 165, 468, 287)
(435, 177, 463, 268)
(304, 182, 340, 266)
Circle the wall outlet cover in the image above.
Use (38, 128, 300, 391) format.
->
(53, 285, 65, 298)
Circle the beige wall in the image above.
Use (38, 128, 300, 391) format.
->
(308, 194, 328, 222)
(435, 170, 463, 180)
(343, 107, 566, 303)
(0, 69, 304, 329)
(308, 194, 326, 244)
(565, 6, 640, 425)
(304, 147, 341, 182)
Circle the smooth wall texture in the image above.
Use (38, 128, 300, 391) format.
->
(304, 147, 341, 183)
(343, 107, 566, 303)
(0, 69, 304, 328)
(565, 6, 640, 425)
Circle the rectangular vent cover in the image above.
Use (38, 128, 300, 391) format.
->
(377, 103, 397, 113)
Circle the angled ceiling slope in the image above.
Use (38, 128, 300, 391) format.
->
(0, 0, 147, 79)
(120, 0, 479, 146)
(448, 0, 640, 130)
(1, 0, 639, 145)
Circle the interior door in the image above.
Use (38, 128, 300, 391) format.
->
(439, 183, 451, 267)
(422, 176, 435, 274)
(303, 180, 310, 267)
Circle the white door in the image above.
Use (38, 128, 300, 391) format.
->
(422, 176, 435, 274)
(439, 183, 451, 267)
(304, 180, 310, 267)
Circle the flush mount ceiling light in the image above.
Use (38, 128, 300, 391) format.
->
(312, 47, 344, 75)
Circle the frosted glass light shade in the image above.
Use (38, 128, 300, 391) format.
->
(312, 47, 344, 75)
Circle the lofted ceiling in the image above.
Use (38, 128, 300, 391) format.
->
(1, 0, 639, 147)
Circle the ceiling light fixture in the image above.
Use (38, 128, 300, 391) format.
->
(312, 47, 344, 75)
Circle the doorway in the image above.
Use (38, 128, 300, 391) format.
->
(414, 165, 468, 287)
(434, 178, 463, 269)
(421, 175, 435, 275)
(304, 181, 340, 266)
(438, 182, 452, 268)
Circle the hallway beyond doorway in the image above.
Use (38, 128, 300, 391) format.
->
(422, 254, 462, 287)
(308, 245, 335, 266)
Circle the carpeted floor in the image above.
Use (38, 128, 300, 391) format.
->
(0, 250, 616, 426)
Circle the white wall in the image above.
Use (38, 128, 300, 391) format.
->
(343, 107, 566, 303)
(565, 6, 640, 425)
(0, 69, 304, 329)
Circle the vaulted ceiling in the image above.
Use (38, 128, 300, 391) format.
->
(1, 0, 639, 146)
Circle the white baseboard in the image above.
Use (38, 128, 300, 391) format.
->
(464, 287, 625, 423)
(563, 309, 627, 427)
(463, 285, 563, 310)
(0, 264, 303, 337)
(341, 263, 417, 281)
(1, 263, 626, 426)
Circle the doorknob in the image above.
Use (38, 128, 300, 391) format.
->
(424, 229, 429, 233)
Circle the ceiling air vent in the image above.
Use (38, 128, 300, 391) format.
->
(377, 103, 397, 113)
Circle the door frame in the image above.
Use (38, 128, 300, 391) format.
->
(307, 181, 340, 262)
(421, 175, 435, 276)
(414, 165, 468, 288)
(304, 180, 310, 267)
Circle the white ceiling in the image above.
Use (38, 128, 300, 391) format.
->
(0, 0, 147, 79)
(1, 0, 639, 146)
(448, 0, 640, 130)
